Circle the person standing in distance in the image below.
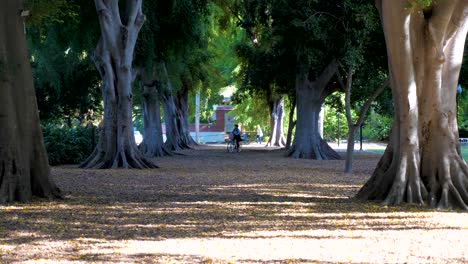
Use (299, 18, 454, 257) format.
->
(256, 125, 263, 144)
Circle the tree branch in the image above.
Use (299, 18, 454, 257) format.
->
(335, 64, 346, 91)
(444, 0, 468, 47)
(316, 59, 339, 90)
(428, 0, 458, 63)
(109, 0, 121, 24)
(94, 0, 110, 28)
(222, 0, 258, 46)
(125, 0, 144, 28)
(375, 0, 382, 18)
(344, 67, 354, 128)
(356, 77, 390, 127)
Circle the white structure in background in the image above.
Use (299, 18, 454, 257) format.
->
(318, 104, 325, 138)
(195, 92, 200, 143)
(133, 127, 143, 145)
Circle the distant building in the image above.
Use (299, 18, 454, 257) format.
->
(188, 105, 233, 143)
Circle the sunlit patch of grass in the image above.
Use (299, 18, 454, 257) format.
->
(367, 146, 468, 161)
(461, 146, 468, 161)
(364, 148, 385, 154)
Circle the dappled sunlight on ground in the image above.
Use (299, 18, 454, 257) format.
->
(1, 145, 467, 263)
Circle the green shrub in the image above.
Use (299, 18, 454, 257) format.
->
(362, 114, 392, 141)
(41, 124, 96, 165)
(323, 108, 350, 142)
(323, 105, 392, 142)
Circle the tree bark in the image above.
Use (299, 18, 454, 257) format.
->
(285, 96, 296, 149)
(81, 0, 157, 169)
(161, 62, 188, 151)
(357, 0, 468, 210)
(0, 0, 61, 203)
(267, 96, 287, 147)
(175, 81, 197, 147)
(287, 61, 341, 160)
(137, 70, 171, 157)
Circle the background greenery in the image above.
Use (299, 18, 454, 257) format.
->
(26, 0, 467, 165)
(42, 124, 96, 165)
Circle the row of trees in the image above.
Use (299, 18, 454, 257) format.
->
(1, 0, 468, 209)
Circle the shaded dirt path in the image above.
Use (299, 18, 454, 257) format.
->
(0, 145, 467, 263)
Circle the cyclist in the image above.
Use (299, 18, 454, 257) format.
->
(231, 124, 242, 149)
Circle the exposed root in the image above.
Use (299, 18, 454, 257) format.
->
(357, 145, 468, 210)
(1, 157, 61, 204)
(288, 138, 340, 160)
(163, 138, 192, 152)
(433, 156, 468, 210)
(356, 146, 395, 200)
(139, 143, 172, 158)
(81, 145, 158, 169)
(382, 150, 425, 206)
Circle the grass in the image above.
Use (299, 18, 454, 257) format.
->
(462, 146, 468, 161)
(366, 145, 468, 161)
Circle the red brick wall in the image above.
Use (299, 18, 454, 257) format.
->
(189, 107, 232, 132)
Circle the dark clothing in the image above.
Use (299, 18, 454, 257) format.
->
(232, 127, 241, 136)
(233, 134, 242, 141)
(232, 127, 242, 149)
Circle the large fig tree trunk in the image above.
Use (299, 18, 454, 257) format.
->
(0, 0, 61, 203)
(175, 81, 197, 147)
(267, 96, 286, 147)
(357, 0, 468, 209)
(161, 63, 188, 151)
(138, 70, 170, 157)
(81, 0, 157, 169)
(288, 61, 341, 160)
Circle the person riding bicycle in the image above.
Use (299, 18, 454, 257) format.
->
(231, 124, 242, 149)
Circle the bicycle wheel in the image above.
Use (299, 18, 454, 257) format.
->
(227, 141, 235, 152)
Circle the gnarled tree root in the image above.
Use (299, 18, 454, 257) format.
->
(288, 138, 341, 160)
(80, 146, 158, 169)
(357, 148, 468, 210)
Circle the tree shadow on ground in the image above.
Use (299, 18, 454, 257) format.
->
(0, 146, 466, 263)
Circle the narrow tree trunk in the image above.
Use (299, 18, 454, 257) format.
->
(0, 0, 61, 203)
(285, 96, 296, 149)
(138, 70, 170, 157)
(81, 0, 157, 169)
(340, 67, 389, 173)
(357, 0, 468, 210)
(195, 92, 200, 143)
(288, 61, 341, 160)
(267, 97, 286, 147)
(344, 126, 358, 173)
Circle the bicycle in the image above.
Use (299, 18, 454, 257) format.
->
(241, 134, 250, 145)
(227, 139, 242, 153)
